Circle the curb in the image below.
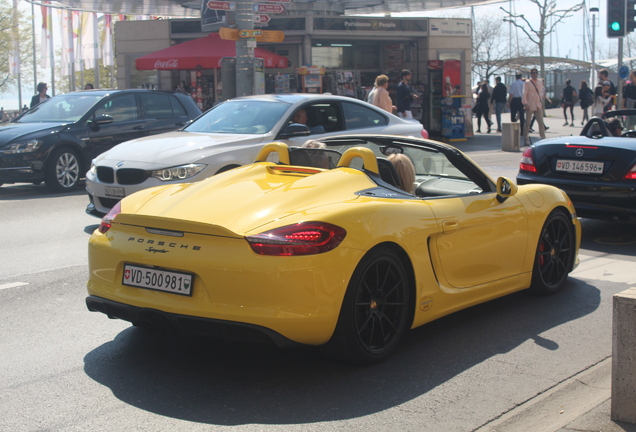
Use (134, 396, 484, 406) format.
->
(473, 357, 612, 432)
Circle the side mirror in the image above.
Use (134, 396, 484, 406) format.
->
(496, 177, 518, 202)
(88, 114, 114, 130)
(278, 123, 311, 138)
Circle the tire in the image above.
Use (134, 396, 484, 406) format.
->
(323, 247, 412, 364)
(530, 210, 574, 295)
(45, 147, 81, 192)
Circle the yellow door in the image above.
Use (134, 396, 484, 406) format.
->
(427, 192, 528, 289)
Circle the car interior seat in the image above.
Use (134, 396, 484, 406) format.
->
(376, 157, 400, 188)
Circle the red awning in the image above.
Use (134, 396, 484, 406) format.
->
(135, 33, 289, 70)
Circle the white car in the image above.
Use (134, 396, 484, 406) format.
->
(86, 94, 427, 215)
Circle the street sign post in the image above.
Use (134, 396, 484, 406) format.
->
(254, 14, 271, 24)
(219, 27, 240, 41)
(256, 30, 285, 42)
(240, 29, 263, 38)
(254, 3, 285, 13)
(206, 1, 236, 11)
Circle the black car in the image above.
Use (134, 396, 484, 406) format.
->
(0, 89, 201, 192)
(517, 110, 636, 220)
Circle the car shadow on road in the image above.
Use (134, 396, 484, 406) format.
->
(0, 182, 86, 201)
(83, 279, 600, 425)
(579, 218, 636, 257)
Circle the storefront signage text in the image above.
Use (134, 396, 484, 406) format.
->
(313, 18, 427, 33)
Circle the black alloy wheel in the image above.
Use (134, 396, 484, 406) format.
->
(531, 211, 574, 294)
(45, 147, 81, 192)
(324, 247, 412, 364)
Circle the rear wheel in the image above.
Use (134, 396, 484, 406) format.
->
(323, 247, 412, 364)
(530, 211, 574, 294)
(45, 147, 81, 192)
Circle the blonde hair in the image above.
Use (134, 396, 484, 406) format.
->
(375, 74, 389, 87)
(388, 153, 415, 193)
(301, 140, 326, 149)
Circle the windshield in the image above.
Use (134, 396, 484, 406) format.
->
(184, 100, 290, 134)
(18, 94, 104, 123)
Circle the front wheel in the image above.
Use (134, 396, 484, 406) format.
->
(323, 247, 412, 364)
(45, 147, 81, 192)
(530, 211, 574, 294)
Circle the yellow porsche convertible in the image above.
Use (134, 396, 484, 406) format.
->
(87, 135, 581, 364)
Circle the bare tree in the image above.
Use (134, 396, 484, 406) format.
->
(473, 14, 537, 83)
(500, 0, 584, 79)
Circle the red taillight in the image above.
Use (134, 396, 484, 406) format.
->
(245, 222, 346, 256)
(623, 164, 636, 180)
(421, 129, 429, 139)
(519, 147, 537, 172)
(98, 201, 122, 234)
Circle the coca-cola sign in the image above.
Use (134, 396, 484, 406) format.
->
(154, 59, 179, 69)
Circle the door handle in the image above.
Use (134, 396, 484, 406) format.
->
(133, 125, 144, 130)
(442, 220, 459, 233)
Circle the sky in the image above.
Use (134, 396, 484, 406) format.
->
(1, 0, 614, 110)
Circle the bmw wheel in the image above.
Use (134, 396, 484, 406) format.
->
(530, 210, 574, 294)
(45, 147, 81, 192)
(324, 246, 412, 364)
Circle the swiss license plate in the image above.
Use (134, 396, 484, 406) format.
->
(105, 187, 125, 198)
(555, 159, 604, 174)
(122, 264, 193, 296)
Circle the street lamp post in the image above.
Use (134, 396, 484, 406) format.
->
(590, 7, 599, 86)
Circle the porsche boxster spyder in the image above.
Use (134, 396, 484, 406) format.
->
(87, 135, 581, 364)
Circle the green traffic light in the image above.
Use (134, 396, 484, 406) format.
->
(611, 21, 623, 31)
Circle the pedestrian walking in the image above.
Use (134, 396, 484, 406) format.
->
(561, 79, 576, 126)
(369, 74, 395, 114)
(30, 82, 50, 108)
(396, 69, 418, 119)
(579, 80, 593, 125)
(491, 76, 507, 132)
(622, 70, 636, 109)
(598, 69, 616, 112)
(475, 83, 493, 133)
(522, 68, 546, 144)
(592, 85, 611, 117)
(508, 73, 525, 135)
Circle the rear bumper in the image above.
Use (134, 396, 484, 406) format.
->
(86, 295, 301, 347)
(517, 173, 636, 218)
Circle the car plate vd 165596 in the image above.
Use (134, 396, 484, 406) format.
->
(555, 160, 604, 174)
(122, 264, 193, 296)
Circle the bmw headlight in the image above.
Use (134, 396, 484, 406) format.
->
(1, 139, 43, 154)
(89, 160, 97, 175)
(151, 164, 206, 181)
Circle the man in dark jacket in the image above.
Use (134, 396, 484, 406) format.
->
(491, 76, 508, 132)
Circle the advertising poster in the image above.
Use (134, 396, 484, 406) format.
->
(443, 60, 461, 97)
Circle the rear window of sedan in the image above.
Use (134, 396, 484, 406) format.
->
(184, 100, 290, 134)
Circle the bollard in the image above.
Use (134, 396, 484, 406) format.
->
(611, 286, 636, 424)
(501, 122, 520, 152)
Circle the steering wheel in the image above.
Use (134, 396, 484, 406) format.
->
(580, 117, 610, 138)
(622, 129, 636, 137)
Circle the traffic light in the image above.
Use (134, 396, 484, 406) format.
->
(628, 0, 636, 33)
(607, 0, 627, 38)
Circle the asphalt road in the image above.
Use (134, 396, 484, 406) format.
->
(1, 115, 634, 431)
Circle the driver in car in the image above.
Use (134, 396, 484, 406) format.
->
(292, 108, 325, 134)
(607, 118, 623, 137)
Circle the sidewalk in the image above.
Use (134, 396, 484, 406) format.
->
(457, 109, 636, 432)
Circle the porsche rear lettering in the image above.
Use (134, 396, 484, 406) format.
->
(127, 237, 201, 251)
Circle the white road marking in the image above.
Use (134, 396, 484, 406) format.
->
(0, 282, 29, 291)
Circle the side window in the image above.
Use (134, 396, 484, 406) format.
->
(343, 102, 388, 130)
(169, 96, 187, 117)
(289, 103, 343, 134)
(140, 93, 178, 119)
(94, 94, 139, 122)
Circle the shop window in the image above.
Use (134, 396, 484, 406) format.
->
(342, 102, 388, 130)
(312, 46, 354, 69)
